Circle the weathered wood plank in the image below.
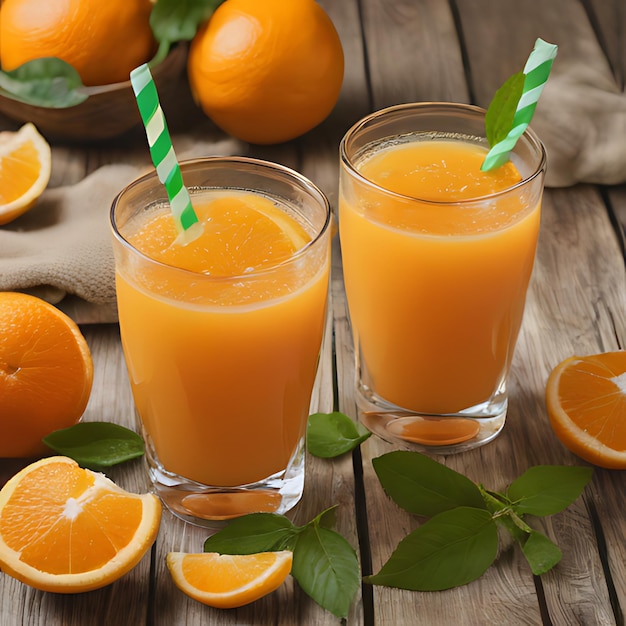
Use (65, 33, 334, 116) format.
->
(360, 0, 469, 107)
(456, 0, 617, 107)
(586, 0, 625, 89)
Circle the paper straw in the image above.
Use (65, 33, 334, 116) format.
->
(481, 38, 558, 171)
(130, 63, 201, 242)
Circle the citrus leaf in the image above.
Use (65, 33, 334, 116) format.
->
(507, 465, 593, 516)
(306, 412, 371, 458)
(42, 422, 144, 470)
(292, 525, 360, 618)
(520, 530, 562, 575)
(365, 507, 498, 591)
(150, 0, 224, 57)
(484, 71, 524, 147)
(309, 505, 339, 530)
(372, 451, 486, 517)
(0, 59, 87, 108)
(203, 513, 297, 554)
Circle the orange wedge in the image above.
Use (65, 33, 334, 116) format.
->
(0, 456, 162, 592)
(0, 292, 94, 458)
(545, 351, 626, 469)
(127, 191, 310, 276)
(0, 123, 52, 225)
(166, 550, 293, 608)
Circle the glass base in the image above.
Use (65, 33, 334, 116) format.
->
(143, 436, 306, 528)
(357, 385, 507, 454)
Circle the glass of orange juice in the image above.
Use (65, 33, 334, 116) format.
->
(339, 102, 546, 453)
(110, 157, 331, 526)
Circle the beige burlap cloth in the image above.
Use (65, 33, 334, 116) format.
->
(531, 59, 626, 188)
(1, 59, 625, 322)
(0, 162, 147, 322)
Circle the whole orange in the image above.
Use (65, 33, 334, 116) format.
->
(0, 292, 94, 458)
(187, 0, 344, 145)
(0, 0, 156, 86)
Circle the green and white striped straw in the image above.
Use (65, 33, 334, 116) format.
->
(130, 63, 201, 243)
(481, 38, 558, 171)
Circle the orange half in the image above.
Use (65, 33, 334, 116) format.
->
(0, 456, 162, 592)
(545, 351, 626, 469)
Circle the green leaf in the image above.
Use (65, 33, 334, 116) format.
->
(484, 71, 524, 146)
(306, 412, 371, 458)
(42, 422, 144, 470)
(292, 524, 360, 618)
(151, 0, 222, 42)
(308, 505, 339, 530)
(0, 58, 87, 108)
(372, 451, 486, 517)
(203, 513, 297, 554)
(365, 507, 498, 591)
(507, 465, 593, 516)
(520, 530, 562, 575)
(150, 0, 224, 63)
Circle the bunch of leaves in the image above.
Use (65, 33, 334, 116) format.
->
(203, 507, 360, 618)
(308, 412, 592, 591)
(0, 0, 223, 107)
(367, 450, 592, 590)
(43, 422, 145, 471)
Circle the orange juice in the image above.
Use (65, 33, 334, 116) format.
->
(115, 189, 329, 488)
(340, 138, 541, 415)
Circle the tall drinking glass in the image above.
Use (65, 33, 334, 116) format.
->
(339, 102, 546, 453)
(111, 157, 331, 526)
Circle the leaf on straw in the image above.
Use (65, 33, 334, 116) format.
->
(484, 71, 524, 147)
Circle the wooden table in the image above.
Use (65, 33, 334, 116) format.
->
(1, 1, 625, 624)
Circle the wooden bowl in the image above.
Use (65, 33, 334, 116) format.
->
(0, 44, 188, 142)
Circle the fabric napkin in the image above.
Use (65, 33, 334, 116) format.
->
(531, 58, 626, 187)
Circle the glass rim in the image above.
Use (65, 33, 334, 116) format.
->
(110, 155, 332, 282)
(340, 101, 547, 206)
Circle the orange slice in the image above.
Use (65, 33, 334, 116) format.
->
(166, 550, 293, 608)
(0, 456, 162, 592)
(127, 191, 310, 277)
(545, 351, 626, 469)
(0, 292, 94, 457)
(0, 123, 52, 225)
